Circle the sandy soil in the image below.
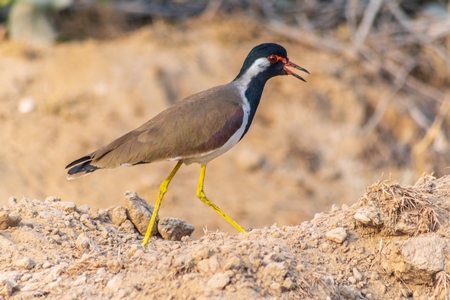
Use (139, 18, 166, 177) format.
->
(1, 18, 449, 299)
(1, 175, 449, 299)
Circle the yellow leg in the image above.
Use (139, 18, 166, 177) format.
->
(196, 165, 246, 233)
(142, 161, 182, 247)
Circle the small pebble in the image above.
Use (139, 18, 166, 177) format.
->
(0, 211, 21, 230)
(353, 212, 371, 224)
(282, 277, 293, 290)
(353, 268, 363, 281)
(15, 257, 35, 270)
(325, 227, 347, 244)
(105, 275, 124, 293)
(76, 233, 94, 252)
(108, 206, 128, 226)
(158, 217, 195, 241)
(207, 273, 230, 290)
(78, 205, 90, 214)
(20, 273, 32, 282)
(0, 276, 17, 296)
(45, 196, 61, 203)
(80, 214, 97, 230)
(52, 201, 77, 213)
(269, 282, 281, 292)
(73, 275, 87, 286)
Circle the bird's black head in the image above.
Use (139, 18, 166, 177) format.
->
(234, 43, 309, 83)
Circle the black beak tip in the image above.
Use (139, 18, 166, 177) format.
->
(296, 74, 307, 82)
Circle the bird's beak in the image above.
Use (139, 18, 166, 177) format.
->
(283, 60, 310, 82)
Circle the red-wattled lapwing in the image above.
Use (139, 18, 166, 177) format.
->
(66, 43, 309, 246)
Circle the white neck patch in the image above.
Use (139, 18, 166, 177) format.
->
(234, 57, 270, 92)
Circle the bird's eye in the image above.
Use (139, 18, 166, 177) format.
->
(267, 54, 278, 63)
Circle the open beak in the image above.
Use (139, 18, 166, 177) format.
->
(283, 60, 310, 82)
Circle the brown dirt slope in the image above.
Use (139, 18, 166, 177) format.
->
(1, 174, 449, 299)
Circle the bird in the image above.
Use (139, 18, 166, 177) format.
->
(66, 43, 309, 246)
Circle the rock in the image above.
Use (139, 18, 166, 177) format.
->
(124, 191, 157, 236)
(402, 235, 444, 273)
(120, 220, 137, 233)
(0, 276, 17, 297)
(269, 281, 281, 292)
(42, 261, 52, 269)
(207, 273, 230, 290)
(20, 273, 32, 283)
(354, 207, 383, 227)
(340, 285, 359, 299)
(76, 233, 95, 252)
(108, 206, 128, 226)
(15, 257, 35, 269)
(282, 277, 294, 290)
(127, 244, 144, 258)
(352, 268, 363, 281)
(88, 207, 100, 219)
(158, 217, 195, 241)
(325, 227, 347, 244)
(107, 258, 124, 273)
(73, 275, 86, 286)
(8, 197, 18, 206)
(78, 205, 90, 214)
(105, 275, 124, 293)
(80, 214, 97, 230)
(45, 196, 61, 203)
(51, 201, 77, 213)
(381, 235, 444, 285)
(0, 210, 21, 230)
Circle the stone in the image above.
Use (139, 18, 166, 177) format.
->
(108, 206, 128, 226)
(0, 211, 21, 230)
(15, 257, 35, 269)
(51, 201, 77, 213)
(325, 227, 347, 244)
(124, 191, 157, 236)
(80, 214, 97, 230)
(76, 233, 95, 252)
(105, 275, 124, 293)
(45, 196, 61, 203)
(207, 273, 230, 290)
(78, 205, 90, 214)
(354, 207, 382, 227)
(352, 268, 363, 281)
(381, 235, 444, 285)
(0, 276, 17, 297)
(158, 217, 195, 241)
(402, 235, 444, 273)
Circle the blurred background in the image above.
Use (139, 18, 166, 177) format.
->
(0, 0, 449, 237)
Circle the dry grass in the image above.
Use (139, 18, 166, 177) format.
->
(361, 176, 440, 235)
(434, 270, 450, 300)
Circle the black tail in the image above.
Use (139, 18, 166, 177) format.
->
(66, 155, 98, 180)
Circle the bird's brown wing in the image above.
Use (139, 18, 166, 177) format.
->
(87, 84, 244, 169)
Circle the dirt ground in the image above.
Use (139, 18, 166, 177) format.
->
(1, 18, 449, 299)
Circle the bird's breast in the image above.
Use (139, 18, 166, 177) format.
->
(180, 102, 250, 166)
